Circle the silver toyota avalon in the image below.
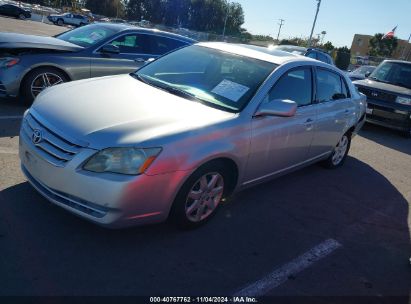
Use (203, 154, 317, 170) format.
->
(19, 43, 366, 228)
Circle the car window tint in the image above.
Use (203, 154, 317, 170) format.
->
(110, 34, 149, 54)
(316, 69, 345, 102)
(269, 67, 313, 107)
(306, 52, 317, 59)
(341, 77, 350, 98)
(147, 36, 187, 55)
(317, 53, 329, 63)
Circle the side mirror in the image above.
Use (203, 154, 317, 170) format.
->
(254, 99, 297, 118)
(347, 70, 352, 73)
(365, 71, 372, 78)
(100, 44, 120, 54)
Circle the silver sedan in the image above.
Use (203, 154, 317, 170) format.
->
(19, 43, 367, 228)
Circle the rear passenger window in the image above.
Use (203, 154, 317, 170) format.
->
(316, 69, 346, 102)
(268, 67, 313, 107)
(148, 36, 187, 55)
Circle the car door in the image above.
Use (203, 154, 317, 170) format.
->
(244, 66, 317, 183)
(309, 67, 355, 157)
(0, 5, 12, 16)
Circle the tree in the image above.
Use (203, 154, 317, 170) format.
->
(322, 41, 334, 52)
(85, 0, 125, 18)
(335, 46, 351, 70)
(369, 33, 398, 57)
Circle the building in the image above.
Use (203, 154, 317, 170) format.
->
(351, 34, 411, 61)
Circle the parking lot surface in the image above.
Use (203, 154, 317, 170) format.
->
(0, 17, 410, 299)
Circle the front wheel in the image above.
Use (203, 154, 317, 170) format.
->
(57, 19, 63, 26)
(322, 133, 351, 169)
(20, 68, 68, 105)
(18, 13, 26, 20)
(170, 162, 231, 229)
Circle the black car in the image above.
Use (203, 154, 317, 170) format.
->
(0, 4, 31, 20)
(353, 60, 411, 137)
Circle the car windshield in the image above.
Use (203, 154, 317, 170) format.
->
(369, 62, 411, 89)
(56, 24, 117, 47)
(134, 45, 277, 112)
(354, 66, 375, 75)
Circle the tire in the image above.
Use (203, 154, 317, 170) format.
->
(57, 19, 63, 26)
(401, 128, 411, 139)
(322, 132, 352, 169)
(20, 67, 68, 106)
(170, 161, 232, 229)
(18, 14, 26, 20)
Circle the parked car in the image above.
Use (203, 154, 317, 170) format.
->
(47, 13, 89, 27)
(268, 45, 335, 66)
(0, 23, 195, 104)
(347, 65, 376, 81)
(19, 43, 366, 228)
(354, 60, 411, 137)
(0, 4, 31, 20)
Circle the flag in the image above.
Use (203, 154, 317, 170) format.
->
(382, 26, 397, 39)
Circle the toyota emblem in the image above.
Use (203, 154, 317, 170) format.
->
(32, 129, 43, 145)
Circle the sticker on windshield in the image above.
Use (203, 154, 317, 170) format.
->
(211, 79, 250, 102)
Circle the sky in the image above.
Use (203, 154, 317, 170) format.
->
(235, 0, 411, 47)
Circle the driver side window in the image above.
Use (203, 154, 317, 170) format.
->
(267, 67, 313, 107)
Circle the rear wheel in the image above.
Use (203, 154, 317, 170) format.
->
(20, 67, 68, 105)
(322, 133, 351, 169)
(18, 13, 26, 20)
(170, 162, 231, 229)
(57, 19, 63, 26)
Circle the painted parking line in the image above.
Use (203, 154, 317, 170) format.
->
(0, 115, 24, 120)
(234, 239, 342, 297)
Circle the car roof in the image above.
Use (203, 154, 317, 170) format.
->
(92, 23, 197, 43)
(196, 42, 317, 65)
(382, 59, 411, 65)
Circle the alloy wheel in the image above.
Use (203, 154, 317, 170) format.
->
(185, 172, 224, 222)
(332, 135, 349, 166)
(30, 72, 64, 98)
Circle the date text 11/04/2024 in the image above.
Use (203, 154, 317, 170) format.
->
(149, 297, 258, 303)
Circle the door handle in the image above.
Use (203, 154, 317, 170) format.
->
(303, 118, 314, 131)
(304, 118, 314, 124)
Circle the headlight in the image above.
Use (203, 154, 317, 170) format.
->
(396, 96, 411, 105)
(83, 147, 162, 175)
(0, 57, 20, 68)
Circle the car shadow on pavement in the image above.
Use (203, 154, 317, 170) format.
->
(359, 123, 411, 155)
(0, 157, 409, 298)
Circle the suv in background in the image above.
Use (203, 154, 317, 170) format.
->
(48, 13, 89, 27)
(353, 60, 411, 137)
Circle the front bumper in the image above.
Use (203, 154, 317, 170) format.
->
(0, 65, 26, 98)
(366, 98, 411, 131)
(19, 125, 191, 228)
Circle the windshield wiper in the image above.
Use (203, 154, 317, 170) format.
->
(392, 82, 411, 89)
(369, 77, 391, 84)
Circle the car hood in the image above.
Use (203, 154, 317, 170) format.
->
(30, 74, 236, 149)
(354, 79, 411, 96)
(0, 32, 83, 52)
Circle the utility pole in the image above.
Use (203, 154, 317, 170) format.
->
(308, 0, 322, 47)
(276, 19, 285, 42)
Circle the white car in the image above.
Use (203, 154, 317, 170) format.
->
(47, 13, 89, 27)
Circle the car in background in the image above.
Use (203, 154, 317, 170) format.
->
(347, 65, 376, 81)
(19, 43, 366, 228)
(0, 23, 195, 104)
(268, 45, 335, 66)
(354, 60, 411, 137)
(47, 12, 89, 27)
(0, 4, 31, 20)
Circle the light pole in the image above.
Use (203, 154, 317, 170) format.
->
(222, 1, 230, 41)
(321, 31, 327, 44)
(276, 19, 285, 42)
(308, 0, 322, 47)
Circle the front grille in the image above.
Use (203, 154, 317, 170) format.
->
(357, 86, 396, 103)
(21, 113, 82, 167)
(22, 165, 109, 218)
(0, 81, 6, 94)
